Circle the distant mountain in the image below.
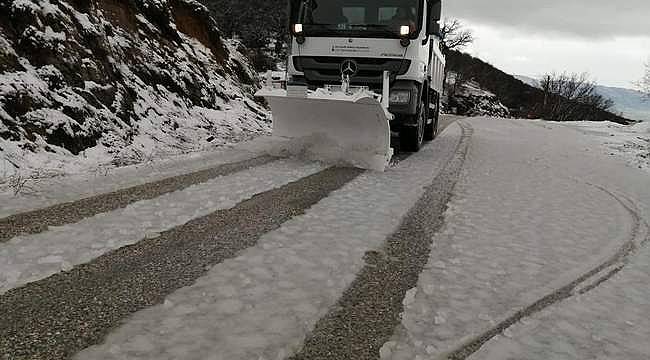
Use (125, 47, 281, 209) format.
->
(515, 75, 650, 122)
(595, 86, 650, 122)
(514, 75, 541, 88)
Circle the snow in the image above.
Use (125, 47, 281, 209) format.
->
(471, 243, 650, 359)
(0, 68, 51, 104)
(73, 12, 97, 33)
(257, 86, 381, 102)
(459, 80, 496, 98)
(42, 26, 66, 42)
(255, 86, 393, 171)
(631, 120, 650, 133)
(0, 159, 325, 294)
(444, 73, 510, 117)
(550, 120, 650, 173)
(0, 34, 17, 56)
(311, 87, 381, 101)
(11, 0, 40, 12)
(38, 0, 64, 17)
(384, 118, 650, 359)
(73, 123, 465, 360)
(2, 111, 648, 357)
(1, 0, 271, 183)
(0, 137, 287, 217)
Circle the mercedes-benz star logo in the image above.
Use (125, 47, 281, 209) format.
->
(340, 59, 358, 77)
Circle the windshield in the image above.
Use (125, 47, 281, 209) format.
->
(292, 0, 423, 38)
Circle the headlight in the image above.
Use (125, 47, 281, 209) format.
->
(390, 90, 411, 104)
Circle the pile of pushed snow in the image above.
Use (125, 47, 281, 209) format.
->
(444, 74, 510, 118)
(0, 0, 270, 180)
(631, 121, 650, 133)
(554, 121, 650, 172)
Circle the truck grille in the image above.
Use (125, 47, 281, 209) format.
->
(293, 56, 411, 86)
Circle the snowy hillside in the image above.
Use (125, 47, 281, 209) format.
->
(0, 0, 270, 180)
(516, 75, 650, 122)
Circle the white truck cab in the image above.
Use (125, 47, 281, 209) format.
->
(287, 0, 445, 151)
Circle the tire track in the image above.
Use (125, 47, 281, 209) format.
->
(0, 155, 276, 243)
(443, 184, 649, 360)
(389, 116, 456, 168)
(289, 121, 473, 360)
(0, 167, 362, 360)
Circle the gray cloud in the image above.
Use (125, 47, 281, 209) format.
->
(445, 0, 650, 38)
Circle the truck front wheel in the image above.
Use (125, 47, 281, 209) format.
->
(400, 100, 425, 152)
(425, 95, 439, 141)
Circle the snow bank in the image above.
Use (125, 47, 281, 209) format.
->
(0, 139, 275, 217)
(630, 120, 650, 133)
(551, 121, 650, 173)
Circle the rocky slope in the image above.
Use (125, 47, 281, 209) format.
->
(0, 0, 270, 178)
(443, 74, 510, 118)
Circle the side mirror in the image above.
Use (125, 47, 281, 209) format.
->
(426, 0, 442, 36)
(430, 0, 442, 21)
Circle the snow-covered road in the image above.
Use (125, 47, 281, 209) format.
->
(386, 118, 650, 360)
(1, 117, 649, 360)
(0, 159, 325, 294)
(74, 121, 466, 360)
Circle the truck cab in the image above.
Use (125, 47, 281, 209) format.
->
(287, 0, 445, 151)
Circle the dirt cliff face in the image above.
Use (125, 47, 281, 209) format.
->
(0, 0, 269, 175)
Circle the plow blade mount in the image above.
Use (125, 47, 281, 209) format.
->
(256, 88, 394, 171)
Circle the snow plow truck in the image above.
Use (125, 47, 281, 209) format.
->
(256, 0, 445, 171)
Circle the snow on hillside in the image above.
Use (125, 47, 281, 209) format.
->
(550, 120, 650, 172)
(514, 74, 541, 88)
(444, 72, 510, 118)
(516, 75, 650, 122)
(0, 0, 270, 182)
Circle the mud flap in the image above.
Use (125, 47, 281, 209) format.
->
(256, 88, 394, 171)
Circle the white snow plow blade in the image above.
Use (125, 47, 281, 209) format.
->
(256, 88, 394, 171)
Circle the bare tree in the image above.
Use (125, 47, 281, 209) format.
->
(439, 19, 474, 53)
(640, 61, 650, 99)
(539, 72, 614, 121)
(439, 19, 474, 97)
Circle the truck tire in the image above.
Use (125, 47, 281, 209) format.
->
(401, 100, 425, 152)
(425, 96, 439, 141)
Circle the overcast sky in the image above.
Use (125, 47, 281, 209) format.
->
(444, 0, 650, 88)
